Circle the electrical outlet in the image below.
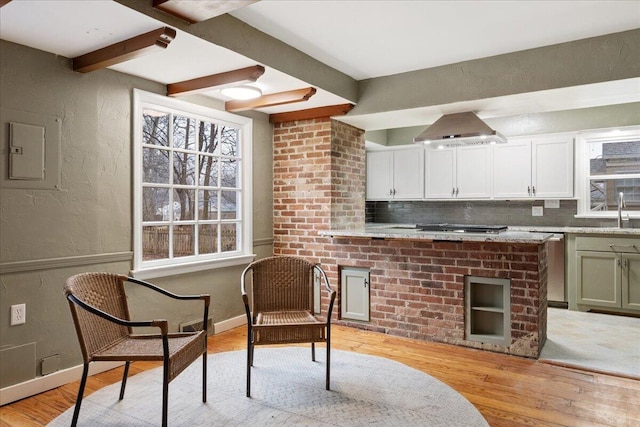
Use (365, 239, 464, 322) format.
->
(11, 304, 26, 326)
(532, 206, 543, 217)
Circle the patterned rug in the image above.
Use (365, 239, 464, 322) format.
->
(48, 347, 488, 426)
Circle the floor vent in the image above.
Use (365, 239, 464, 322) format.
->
(179, 316, 214, 334)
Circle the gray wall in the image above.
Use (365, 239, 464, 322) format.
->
(0, 40, 274, 387)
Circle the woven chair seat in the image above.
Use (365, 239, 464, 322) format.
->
(255, 310, 323, 326)
(94, 332, 206, 381)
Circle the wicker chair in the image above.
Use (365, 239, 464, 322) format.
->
(241, 256, 336, 397)
(64, 272, 210, 427)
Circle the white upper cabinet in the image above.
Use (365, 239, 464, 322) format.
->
(425, 145, 492, 199)
(493, 134, 574, 199)
(366, 146, 424, 200)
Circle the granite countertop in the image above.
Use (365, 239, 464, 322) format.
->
(319, 223, 640, 243)
(320, 224, 554, 243)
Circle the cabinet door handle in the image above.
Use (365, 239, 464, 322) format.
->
(364, 279, 369, 288)
(451, 187, 455, 196)
(455, 187, 459, 196)
(622, 258, 628, 269)
(389, 189, 393, 196)
(527, 186, 531, 196)
(393, 189, 397, 195)
(532, 186, 536, 196)
(617, 258, 621, 267)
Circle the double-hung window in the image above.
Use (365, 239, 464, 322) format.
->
(132, 90, 254, 278)
(576, 126, 640, 218)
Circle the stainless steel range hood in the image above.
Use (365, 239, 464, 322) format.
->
(413, 112, 507, 147)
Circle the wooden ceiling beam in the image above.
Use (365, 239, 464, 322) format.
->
(226, 87, 317, 112)
(269, 104, 355, 123)
(167, 65, 265, 97)
(72, 27, 176, 73)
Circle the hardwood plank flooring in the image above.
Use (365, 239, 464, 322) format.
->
(1, 325, 638, 426)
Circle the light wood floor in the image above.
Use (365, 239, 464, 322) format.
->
(1, 325, 638, 426)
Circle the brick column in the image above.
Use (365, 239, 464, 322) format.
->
(272, 118, 365, 257)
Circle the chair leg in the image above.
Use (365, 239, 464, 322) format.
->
(246, 342, 252, 397)
(119, 361, 130, 400)
(71, 363, 89, 427)
(326, 336, 331, 390)
(162, 365, 169, 427)
(312, 342, 316, 361)
(202, 351, 207, 403)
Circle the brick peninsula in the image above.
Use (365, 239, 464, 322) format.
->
(320, 224, 553, 358)
(271, 117, 552, 359)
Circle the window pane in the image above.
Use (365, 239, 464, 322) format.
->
(142, 225, 169, 261)
(589, 178, 640, 211)
(143, 147, 170, 183)
(199, 190, 218, 220)
(143, 111, 169, 147)
(221, 159, 238, 188)
(173, 189, 195, 221)
(198, 121, 218, 155)
(199, 224, 218, 255)
(173, 116, 196, 150)
(173, 224, 194, 257)
(220, 126, 239, 156)
(173, 152, 197, 185)
(199, 155, 218, 187)
(221, 223, 238, 252)
(143, 187, 170, 221)
(221, 191, 238, 219)
(589, 140, 640, 175)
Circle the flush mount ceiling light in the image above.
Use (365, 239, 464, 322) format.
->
(220, 84, 262, 100)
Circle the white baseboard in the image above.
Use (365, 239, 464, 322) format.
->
(214, 314, 246, 333)
(0, 361, 123, 406)
(0, 315, 247, 406)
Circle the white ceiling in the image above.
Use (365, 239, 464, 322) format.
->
(1, 0, 639, 130)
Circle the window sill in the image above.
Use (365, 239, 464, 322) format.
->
(574, 212, 640, 219)
(131, 254, 256, 280)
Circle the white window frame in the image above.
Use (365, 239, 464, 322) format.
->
(132, 89, 254, 279)
(575, 125, 640, 219)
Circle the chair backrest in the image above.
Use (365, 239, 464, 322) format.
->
(248, 256, 315, 313)
(64, 272, 132, 362)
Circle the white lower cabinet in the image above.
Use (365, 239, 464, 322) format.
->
(340, 267, 370, 321)
(493, 134, 574, 199)
(425, 145, 491, 199)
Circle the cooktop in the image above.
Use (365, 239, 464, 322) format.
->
(416, 224, 508, 234)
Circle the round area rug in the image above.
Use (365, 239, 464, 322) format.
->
(49, 347, 488, 426)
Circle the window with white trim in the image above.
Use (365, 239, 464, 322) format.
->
(133, 90, 254, 278)
(576, 127, 640, 218)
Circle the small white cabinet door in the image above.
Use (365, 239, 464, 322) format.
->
(492, 139, 532, 198)
(532, 137, 574, 198)
(425, 148, 456, 198)
(456, 145, 492, 198)
(366, 150, 393, 200)
(341, 267, 370, 321)
(393, 147, 424, 199)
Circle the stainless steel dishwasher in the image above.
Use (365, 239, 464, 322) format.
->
(547, 234, 566, 308)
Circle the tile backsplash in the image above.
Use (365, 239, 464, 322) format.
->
(366, 200, 638, 228)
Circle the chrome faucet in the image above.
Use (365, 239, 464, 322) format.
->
(618, 192, 626, 228)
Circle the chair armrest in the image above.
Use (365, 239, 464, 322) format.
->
(127, 277, 209, 306)
(240, 264, 253, 324)
(126, 277, 210, 333)
(314, 264, 337, 323)
(66, 293, 169, 335)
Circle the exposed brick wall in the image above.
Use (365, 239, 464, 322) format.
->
(330, 238, 547, 358)
(271, 116, 546, 358)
